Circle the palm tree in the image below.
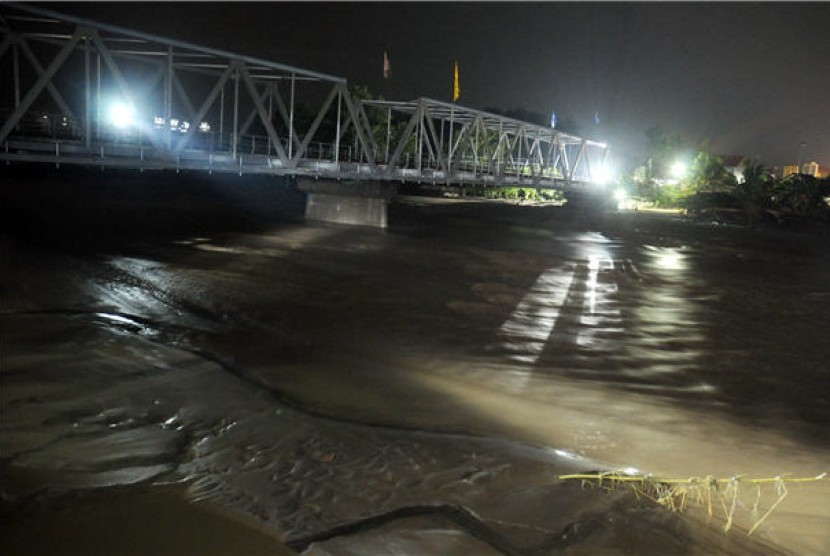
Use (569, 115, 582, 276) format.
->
(733, 159, 773, 227)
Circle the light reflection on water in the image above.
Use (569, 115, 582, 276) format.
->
(497, 266, 575, 365)
(576, 254, 623, 350)
(90, 258, 174, 319)
(645, 245, 687, 272)
(491, 234, 716, 400)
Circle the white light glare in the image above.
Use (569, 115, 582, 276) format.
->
(553, 449, 581, 460)
(654, 248, 684, 270)
(109, 102, 135, 129)
(153, 116, 164, 128)
(614, 188, 627, 202)
(198, 121, 211, 133)
(169, 118, 179, 128)
(670, 161, 687, 179)
(595, 164, 612, 185)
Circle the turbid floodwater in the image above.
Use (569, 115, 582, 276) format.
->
(2, 171, 829, 554)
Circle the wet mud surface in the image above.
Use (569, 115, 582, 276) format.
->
(2, 173, 829, 554)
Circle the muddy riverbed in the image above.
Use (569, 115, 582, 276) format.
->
(2, 172, 829, 554)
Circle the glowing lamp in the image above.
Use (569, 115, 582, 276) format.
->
(594, 164, 612, 185)
(670, 161, 687, 179)
(109, 102, 135, 128)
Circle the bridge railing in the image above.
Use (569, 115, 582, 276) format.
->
(2, 105, 373, 174)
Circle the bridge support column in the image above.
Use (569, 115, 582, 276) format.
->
(297, 179, 397, 229)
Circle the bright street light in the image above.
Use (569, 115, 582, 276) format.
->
(613, 187, 627, 210)
(670, 161, 687, 179)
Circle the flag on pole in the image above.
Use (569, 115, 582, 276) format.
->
(550, 110, 557, 129)
(453, 61, 460, 102)
(383, 51, 391, 79)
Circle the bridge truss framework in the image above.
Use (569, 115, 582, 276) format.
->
(363, 98, 608, 188)
(1, 2, 609, 189)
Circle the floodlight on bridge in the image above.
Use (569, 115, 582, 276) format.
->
(594, 164, 612, 185)
(108, 101, 135, 129)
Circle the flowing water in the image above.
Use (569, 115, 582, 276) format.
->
(2, 178, 829, 554)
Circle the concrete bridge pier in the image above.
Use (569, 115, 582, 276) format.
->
(297, 179, 397, 229)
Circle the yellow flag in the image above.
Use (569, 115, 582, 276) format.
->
(453, 61, 460, 102)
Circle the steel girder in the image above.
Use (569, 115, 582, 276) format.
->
(0, 2, 376, 172)
(362, 98, 609, 187)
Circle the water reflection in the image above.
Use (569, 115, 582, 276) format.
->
(576, 254, 624, 350)
(492, 235, 715, 401)
(90, 257, 176, 319)
(647, 245, 687, 272)
(497, 266, 575, 364)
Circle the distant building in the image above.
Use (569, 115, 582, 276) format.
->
(782, 165, 798, 177)
(806, 162, 830, 179)
(782, 161, 830, 179)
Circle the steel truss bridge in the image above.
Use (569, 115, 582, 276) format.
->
(1, 3, 609, 189)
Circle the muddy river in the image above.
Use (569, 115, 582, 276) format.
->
(2, 174, 829, 554)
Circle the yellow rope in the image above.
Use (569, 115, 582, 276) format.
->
(747, 481, 788, 536)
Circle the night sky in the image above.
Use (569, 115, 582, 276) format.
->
(43, 2, 830, 170)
